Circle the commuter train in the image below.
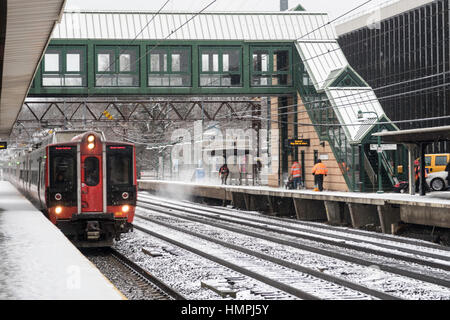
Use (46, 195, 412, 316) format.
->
(5, 130, 136, 247)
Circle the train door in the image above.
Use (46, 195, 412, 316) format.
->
(81, 155, 103, 212)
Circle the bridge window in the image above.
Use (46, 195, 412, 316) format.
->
(42, 46, 86, 87)
(95, 46, 139, 87)
(251, 47, 292, 86)
(200, 48, 242, 87)
(148, 47, 191, 87)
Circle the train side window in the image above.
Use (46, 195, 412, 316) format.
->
(84, 157, 99, 186)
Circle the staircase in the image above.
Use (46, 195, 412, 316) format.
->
(363, 150, 395, 192)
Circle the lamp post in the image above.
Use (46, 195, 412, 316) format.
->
(358, 110, 384, 194)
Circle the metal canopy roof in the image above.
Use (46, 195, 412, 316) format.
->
(0, 0, 66, 138)
(373, 126, 450, 144)
(53, 11, 336, 41)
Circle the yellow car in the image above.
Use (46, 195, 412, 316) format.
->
(424, 154, 450, 174)
(398, 154, 450, 175)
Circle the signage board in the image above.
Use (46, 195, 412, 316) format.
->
(0, 142, 7, 150)
(288, 139, 310, 147)
(370, 144, 397, 152)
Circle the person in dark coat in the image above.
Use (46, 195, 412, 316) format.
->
(219, 164, 230, 185)
(446, 161, 450, 190)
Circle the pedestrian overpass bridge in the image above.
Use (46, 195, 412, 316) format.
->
(20, 9, 399, 192)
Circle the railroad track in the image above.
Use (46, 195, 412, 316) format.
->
(133, 216, 394, 300)
(136, 194, 450, 298)
(138, 194, 450, 270)
(85, 248, 185, 300)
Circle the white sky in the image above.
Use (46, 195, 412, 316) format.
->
(66, 0, 393, 21)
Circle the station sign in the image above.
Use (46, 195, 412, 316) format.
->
(287, 139, 310, 147)
(370, 144, 397, 152)
(0, 142, 7, 150)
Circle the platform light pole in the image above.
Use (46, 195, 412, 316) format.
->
(358, 110, 384, 194)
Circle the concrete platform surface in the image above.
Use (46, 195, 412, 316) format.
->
(140, 180, 450, 209)
(0, 181, 124, 300)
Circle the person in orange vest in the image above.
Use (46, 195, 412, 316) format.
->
(312, 160, 328, 192)
(414, 160, 428, 193)
(290, 161, 302, 190)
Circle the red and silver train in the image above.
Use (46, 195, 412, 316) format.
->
(5, 130, 136, 247)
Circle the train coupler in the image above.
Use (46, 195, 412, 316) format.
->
(86, 221, 101, 240)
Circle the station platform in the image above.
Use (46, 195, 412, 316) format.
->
(139, 180, 450, 233)
(0, 181, 124, 300)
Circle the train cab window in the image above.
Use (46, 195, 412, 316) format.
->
(52, 156, 75, 188)
(84, 157, 100, 186)
(109, 155, 131, 185)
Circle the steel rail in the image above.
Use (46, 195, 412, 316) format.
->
(135, 215, 399, 300)
(136, 202, 450, 289)
(138, 198, 450, 272)
(108, 247, 186, 300)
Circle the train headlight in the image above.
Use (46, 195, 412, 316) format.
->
(121, 205, 130, 213)
(88, 135, 95, 143)
(55, 193, 62, 201)
(122, 192, 129, 200)
(55, 206, 63, 215)
(88, 143, 95, 150)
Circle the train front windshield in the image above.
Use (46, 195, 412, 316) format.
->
(107, 146, 133, 187)
(50, 148, 76, 190)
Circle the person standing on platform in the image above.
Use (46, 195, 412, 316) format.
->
(312, 160, 328, 192)
(290, 161, 302, 190)
(219, 164, 230, 185)
(414, 160, 428, 193)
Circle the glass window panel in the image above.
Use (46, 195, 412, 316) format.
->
(202, 54, 209, 72)
(96, 75, 116, 86)
(172, 54, 181, 72)
(173, 49, 189, 73)
(252, 75, 270, 86)
(253, 52, 269, 72)
(66, 54, 80, 72)
(43, 75, 63, 86)
(274, 50, 289, 72)
(150, 54, 160, 72)
(98, 53, 112, 72)
(118, 74, 138, 86)
(224, 49, 240, 72)
(170, 74, 191, 86)
(212, 54, 219, 72)
(200, 75, 220, 86)
(120, 49, 137, 72)
(148, 75, 170, 86)
(45, 53, 60, 72)
(109, 154, 131, 185)
(120, 54, 131, 72)
(435, 156, 448, 166)
(223, 54, 229, 72)
(52, 155, 75, 188)
(64, 75, 83, 86)
(222, 75, 231, 86)
(425, 156, 432, 166)
(84, 157, 99, 187)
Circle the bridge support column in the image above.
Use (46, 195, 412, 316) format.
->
(324, 201, 351, 225)
(293, 199, 327, 221)
(348, 203, 380, 229)
(377, 205, 401, 234)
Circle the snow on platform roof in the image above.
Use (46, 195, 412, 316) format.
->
(52, 11, 336, 41)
